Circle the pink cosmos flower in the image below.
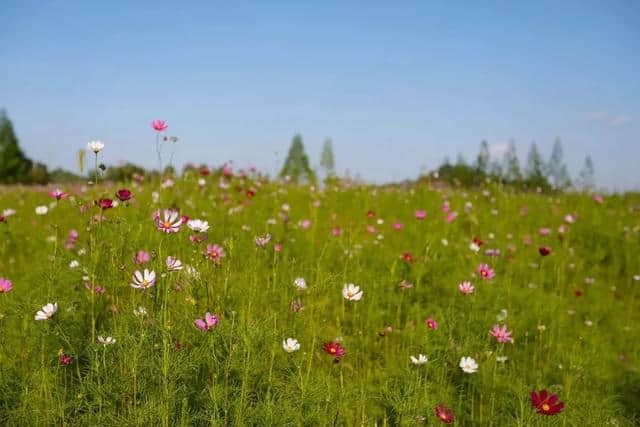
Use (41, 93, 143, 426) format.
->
(299, 219, 311, 230)
(49, 189, 68, 200)
(84, 283, 105, 294)
(133, 250, 150, 264)
(59, 352, 72, 365)
(477, 264, 495, 280)
(222, 164, 233, 177)
(98, 198, 113, 210)
(254, 233, 271, 248)
(154, 209, 182, 233)
(204, 244, 225, 262)
(593, 194, 603, 203)
(445, 212, 458, 223)
(441, 202, 450, 213)
(366, 225, 376, 234)
(458, 281, 475, 295)
(415, 210, 426, 220)
(151, 119, 168, 132)
(490, 324, 514, 343)
(194, 312, 220, 331)
(539, 227, 551, 236)
(426, 318, 438, 330)
(274, 243, 282, 252)
(393, 222, 404, 230)
(0, 278, 13, 293)
(331, 227, 342, 236)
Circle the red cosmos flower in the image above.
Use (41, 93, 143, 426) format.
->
(116, 189, 132, 201)
(530, 389, 564, 415)
(59, 352, 72, 365)
(366, 210, 376, 217)
(199, 167, 210, 176)
(151, 119, 168, 132)
(402, 252, 414, 263)
(323, 341, 346, 358)
(473, 237, 484, 247)
(246, 188, 256, 198)
(574, 289, 583, 297)
(98, 198, 113, 210)
(539, 246, 552, 256)
(434, 404, 454, 423)
(0, 216, 5, 223)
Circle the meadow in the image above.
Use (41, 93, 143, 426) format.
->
(0, 171, 639, 426)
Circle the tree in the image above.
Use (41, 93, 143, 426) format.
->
(546, 138, 571, 189)
(525, 142, 551, 190)
(578, 155, 595, 191)
(279, 134, 316, 184)
(320, 138, 335, 177)
(475, 140, 490, 174)
(502, 139, 522, 182)
(0, 110, 33, 183)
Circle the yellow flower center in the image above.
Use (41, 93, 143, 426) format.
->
(164, 221, 171, 228)
(542, 403, 550, 411)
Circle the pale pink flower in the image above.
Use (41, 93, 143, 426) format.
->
(445, 212, 458, 223)
(299, 219, 311, 230)
(133, 250, 150, 264)
(49, 189, 68, 200)
(204, 244, 225, 261)
(490, 324, 514, 343)
(166, 256, 183, 271)
(154, 209, 182, 233)
(393, 222, 404, 230)
(130, 269, 156, 289)
(458, 281, 475, 295)
(194, 312, 219, 331)
(477, 264, 495, 280)
(539, 227, 551, 236)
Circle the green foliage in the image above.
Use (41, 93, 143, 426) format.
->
(320, 138, 335, 177)
(0, 111, 33, 183)
(104, 162, 148, 182)
(475, 140, 490, 174)
(279, 134, 316, 184)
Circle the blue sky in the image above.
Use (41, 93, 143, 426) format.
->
(1, 1, 639, 190)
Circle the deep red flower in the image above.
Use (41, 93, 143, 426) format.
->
(0, 216, 5, 223)
(199, 167, 210, 176)
(116, 189, 132, 201)
(181, 215, 190, 224)
(323, 341, 346, 358)
(246, 188, 256, 198)
(473, 237, 484, 246)
(530, 389, 564, 415)
(59, 353, 72, 365)
(434, 403, 454, 423)
(366, 210, 376, 217)
(402, 252, 414, 263)
(539, 246, 552, 256)
(574, 289, 583, 297)
(98, 198, 113, 210)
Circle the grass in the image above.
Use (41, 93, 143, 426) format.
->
(0, 175, 639, 426)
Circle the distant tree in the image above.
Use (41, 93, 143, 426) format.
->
(525, 142, 551, 190)
(0, 110, 33, 183)
(489, 159, 503, 179)
(320, 138, 335, 176)
(456, 153, 468, 166)
(279, 134, 316, 184)
(546, 138, 571, 189)
(49, 168, 84, 183)
(502, 139, 522, 182)
(578, 155, 595, 191)
(28, 162, 49, 184)
(104, 162, 148, 182)
(475, 140, 490, 174)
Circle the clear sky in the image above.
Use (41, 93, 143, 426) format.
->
(1, 1, 639, 190)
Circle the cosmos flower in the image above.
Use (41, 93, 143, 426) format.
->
(323, 341, 346, 358)
(133, 306, 147, 317)
(187, 219, 209, 233)
(59, 352, 72, 365)
(459, 356, 478, 373)
(133, 250, 150, 264)
(469, 242, 481, 252)
(393, 222, 404, 230)
(477, 264, 495, 280)
(98, 198, 113, 210)
(0, 278, 12, 293)
(194, 312, 220, 331)
(490, 324, 514, 343)
(130, 269, 156, 289)
(458, 281, 475, 295)
(410, 354, 428, 365)
(415, 210, 426, 219)
(426, 318, 438, 330)
(35, 206, 48, 215)
(282, 338, 301, 353)
(35, 302, 58, 320)
(98, 336, 116, 346)
(116, 189, 132, 201)
(154, 209, 182, 233)
(530, 389, 564, 415)
(165, 256, 183, 271)
(151, 119, 168, 132)
(254, 233, 272, 248)
(402, 252, 414, 263)
(293, 277, 307, 290)
(49, 189, 68, 200)
(539, 246, 552, 256)
(204, 244, 225, 262)
(434, 404, 454, 423)
(445, 212, 458, 223)
(87, 141, 104, 153)
(342, 284, 363, 301)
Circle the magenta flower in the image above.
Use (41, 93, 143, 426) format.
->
(116, 189, 132, 201)
(0, 278, 13, 293)
(490, 324, 514, 343)
(59, 352, 72, 365)
(445, 212, 458, 223)
(477, 264, 495, 280)
(426, 318, 438, 330)
(133, 250, 150, 264)
(204, 244, 225, 262)
(98, 198, 113, 210)
(194, 312, 219, 331)
(458, 281, 475, 295)
(151, 119, 168, 132)
(274, 243, 282, 252)
(415, 210, 426, 220)
(49, 188, 68, 200)
(331, 227, 342, 236)
(393, 222, 404, 230)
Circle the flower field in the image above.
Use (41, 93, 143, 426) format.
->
(0, 175, 639, 425)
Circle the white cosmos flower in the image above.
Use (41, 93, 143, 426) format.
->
(35, 206, 48, 215)
(282, 338, 300, 353)
(469, 242, 480, 252)
(342, 283, 363, 301)
(69, 260, 80, 269)
(87, 140, 104, 153)
(410, 354, 428, 365)
(130, 269, 156, 289)
(459, 356, 478, 373)
(98, 336, 116, 345)
(35, 302, 58, 320)
(3, 208, 16, 217)
(496, 356, 508, 363)
(165, 256, 183, 271)
(293, 277, 307, 290)
(133, 306, 147, 317)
